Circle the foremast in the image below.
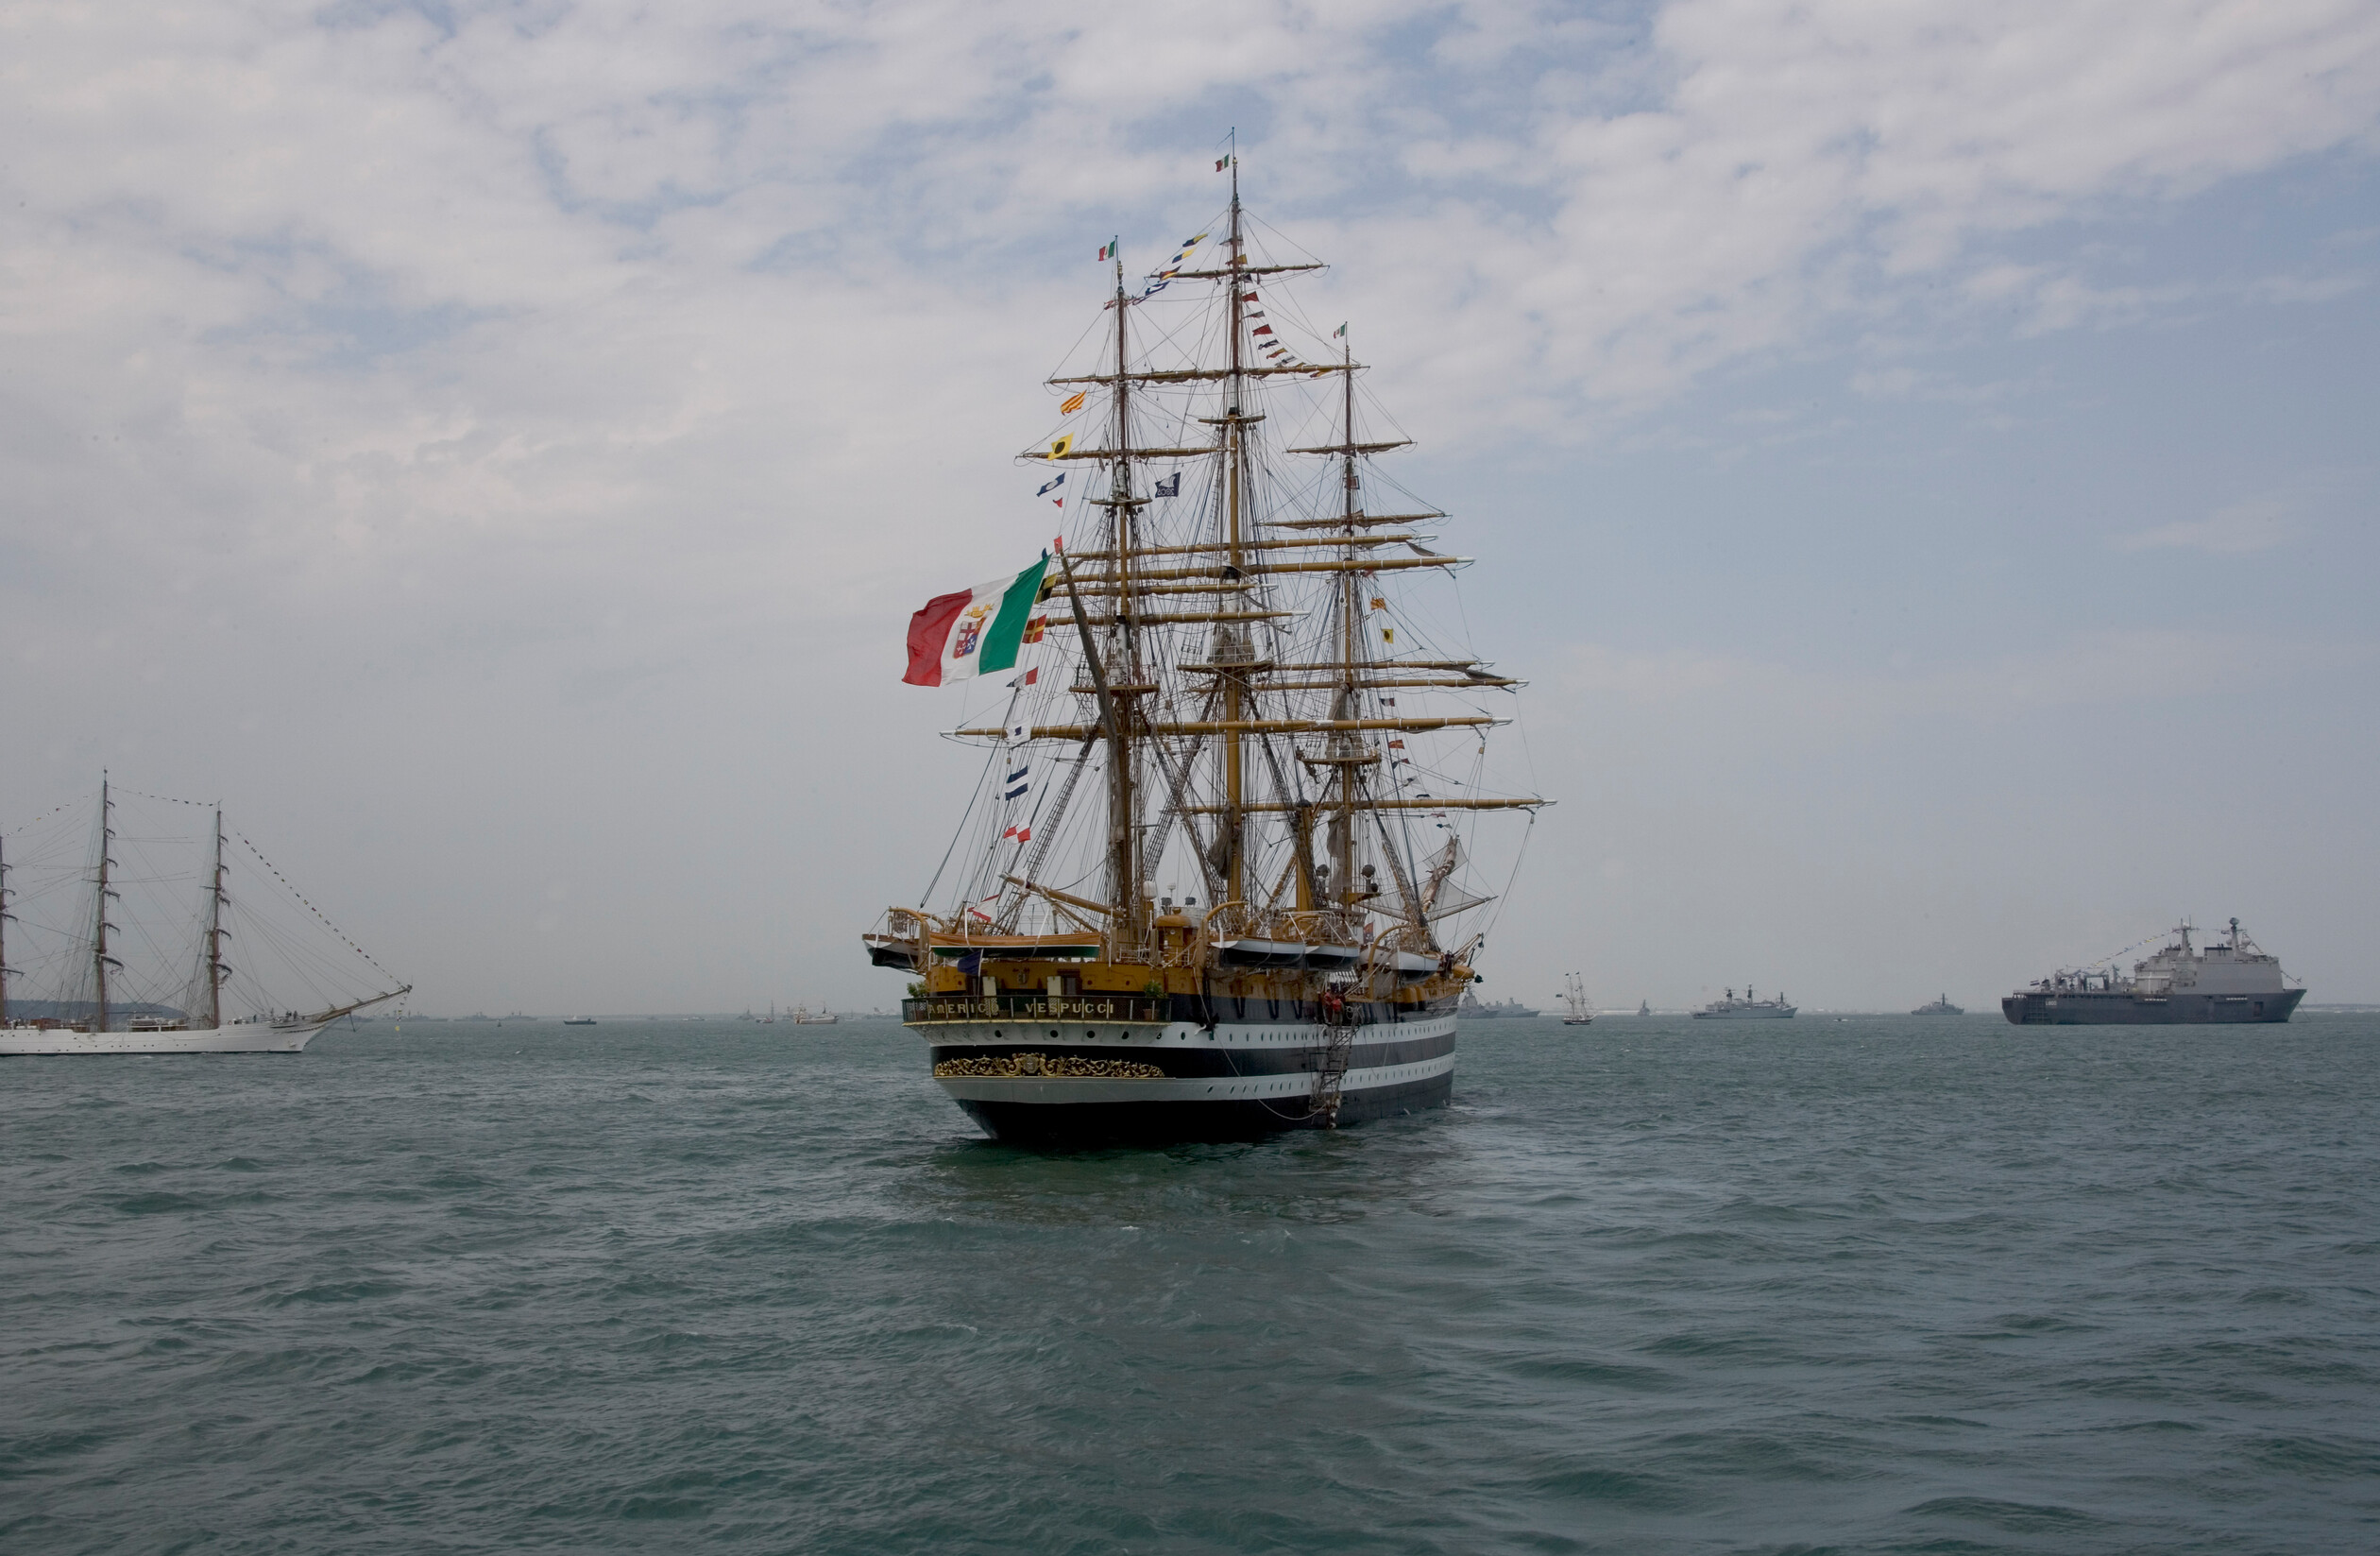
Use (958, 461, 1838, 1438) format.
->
(203, 807, 229, 1030)
(0, 833, 12, 1026)
(93, 774, 120, 1034)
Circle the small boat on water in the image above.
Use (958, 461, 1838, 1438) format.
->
(1, 777, 408, 1055)
(562, 1017, 597, 1026)
(1559, 973, 1595, 1026)
(1636, 1000, 1651, 1017)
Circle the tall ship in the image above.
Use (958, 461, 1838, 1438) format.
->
(2003, 918, 2304, 1025)
(1559, 973, 1595, 1026)
(1, 777, 409, 1055)
(864, 159, 1544, 1145)
(1692, 986, 1795, 1019)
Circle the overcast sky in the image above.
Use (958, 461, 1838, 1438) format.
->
(5, 0, 2376, 1014)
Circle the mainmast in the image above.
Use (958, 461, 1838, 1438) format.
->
(204, 806, 228, 1030)
(1218, 149, 1250, 908)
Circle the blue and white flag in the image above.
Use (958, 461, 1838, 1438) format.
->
(1036, 472, 1065, 496)
(1154, 472, 1181, 498)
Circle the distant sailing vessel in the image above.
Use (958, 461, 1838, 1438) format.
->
(1911, 994, 1963, 1016)
(1559, 973, 1595, 1026)
(1, 777, 408, 1055)
(1692, 986, 1796, 1019)
(863, 157, 1543, 1145)
(2003, 918, 2304, 1025)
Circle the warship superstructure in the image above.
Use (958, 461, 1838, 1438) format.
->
(2003, 918, 2304, 1025)
(865, 157, 1543, 1145)
(1459, 993, 1540, 1019)
(1692, 987, 1795, 1019)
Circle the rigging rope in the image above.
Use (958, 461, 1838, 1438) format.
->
(233, 832, 400, 985)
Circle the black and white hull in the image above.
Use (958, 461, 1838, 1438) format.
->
(917, 998, 1454, 1146)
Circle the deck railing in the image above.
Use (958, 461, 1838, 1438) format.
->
(901, 995, 1170, 1026)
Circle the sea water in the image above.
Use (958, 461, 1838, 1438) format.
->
(4, 1013, 2375, 1553)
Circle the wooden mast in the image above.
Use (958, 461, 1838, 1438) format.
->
(93, 773, 113, 1034)
(0, 832, 10, 1027)
(1332, 330, 1362, 915)
(1104, 254, 1145, 953)
(204, 806, 228, 1030)
(1219, 143, 1250, 909)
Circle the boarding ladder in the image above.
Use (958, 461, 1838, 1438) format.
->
(1309, 988, 1362, 1127)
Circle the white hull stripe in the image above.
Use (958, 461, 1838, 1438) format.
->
(936, 1051, 1455, 1105)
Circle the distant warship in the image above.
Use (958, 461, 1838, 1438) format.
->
(1459, 992, 1540, 1019)
(1692, 986, 1795, 1019)
(2002, 918, 2304, 1025)
(1911, 994, 1963, 1015)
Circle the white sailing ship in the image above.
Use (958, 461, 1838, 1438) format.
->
(1559, 973, 1595, 1026)
(0, 778, 407, 1055)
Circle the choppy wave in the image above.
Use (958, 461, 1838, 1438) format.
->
(4, 1015, 2377, 1553)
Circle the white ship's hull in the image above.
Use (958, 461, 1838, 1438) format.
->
(915, 1007, 1456, 1146)
(0, 1022, 330, 1056)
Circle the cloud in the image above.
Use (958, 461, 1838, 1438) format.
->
(2116, 499, 2295, 554)
(1556, 626, 2351, 730)
(3, 2, 2377, 1008)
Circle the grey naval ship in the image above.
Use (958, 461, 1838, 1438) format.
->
(2002, 918, 2304, 1025)
(1692, 986, 1795, 1019)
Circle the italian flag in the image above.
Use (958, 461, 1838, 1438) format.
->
(902, 555, 1050, 687)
